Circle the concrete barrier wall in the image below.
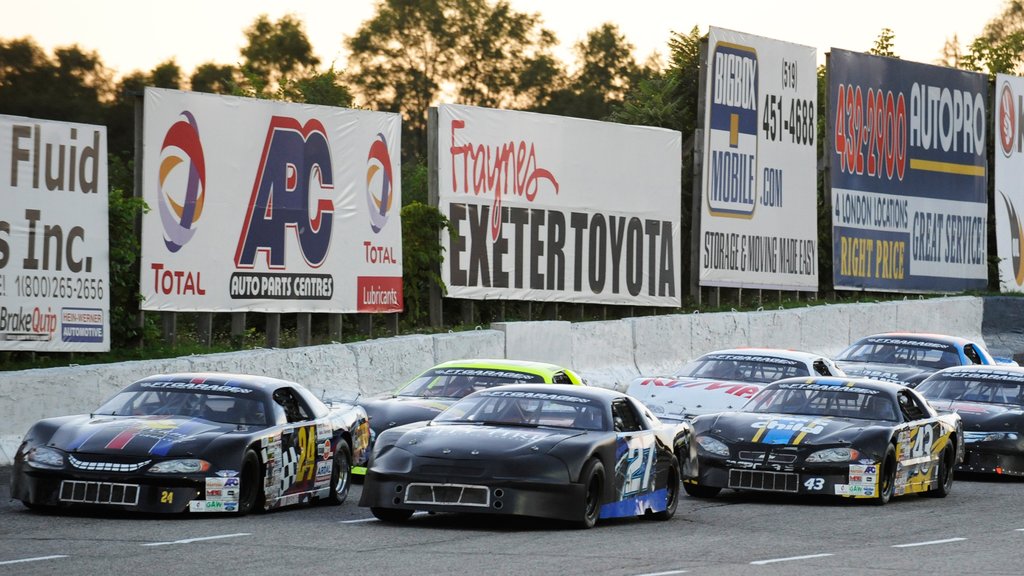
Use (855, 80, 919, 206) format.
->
(0, 296, 987, 464)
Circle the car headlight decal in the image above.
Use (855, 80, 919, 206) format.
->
(25, 446, 64, 469)
(696, 435, 730, 457)
(806, 447, 860, 463)
(149, 459, 212, 474)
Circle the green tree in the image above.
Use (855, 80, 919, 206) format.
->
(239, 14, 319, 96)
(345, 0, 561, 154)
(0, 38, 111, 125)
(869, 27, 899, 58)
(190, 62, 237, 94)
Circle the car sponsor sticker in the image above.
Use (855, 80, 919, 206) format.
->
(189, 500, 238, 512)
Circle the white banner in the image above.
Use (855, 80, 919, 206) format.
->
(996, 74, 1024, 292)
(437, 104, 682, 306)
(699, 27, 818, 290)
(141, 88, 403, 313)
(0, 115, 110, 351)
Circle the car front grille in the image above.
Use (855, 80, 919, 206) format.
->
(69, 455, 152, 472)
(737, 451, 797, 464)
(404, 483, 490, 507)
(59, 480, 140, 505)
(728, 469, 799, 492)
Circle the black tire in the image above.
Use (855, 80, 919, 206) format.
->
(926, 444, 955, 498)
(872, 444, 898, 505)
(319, 442, 351, 506)
(683, 480, 721, 499)
(371, 507, 414, 522)
(650, 457, 680, 521)
(237, 449, 265, 515)
(576, 458, 604, 529)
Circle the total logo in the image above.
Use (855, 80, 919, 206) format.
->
(158, 111, 206, 253)
(366, 133, 395, 233)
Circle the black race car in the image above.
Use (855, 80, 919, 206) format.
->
(359, 384, 692, 528)
(12, 373, 371, 514)
(917, 366, 1024, 476)
(834, 332, 1000, 388)
(684, 377, 963, 504)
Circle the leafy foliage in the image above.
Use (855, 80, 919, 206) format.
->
(401, 201, 449, 325)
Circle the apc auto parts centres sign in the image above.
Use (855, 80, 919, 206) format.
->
(829, 49, 988, 292)
(995, 73, 1024, 293)
(699, 27, 818, 291)
(437, 104, 681, 306)
(141, 88, 402, 313)
(0, 115, 110, 351)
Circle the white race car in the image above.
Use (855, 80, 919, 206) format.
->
(627, 349, 844, 422)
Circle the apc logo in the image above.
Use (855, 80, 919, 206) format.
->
(999, 82, 1016, 158)
(999, 191, 1024, 286)
(158, 111, 206, 252)
(235, 117, 335, 269)
(366, 133, 394, 233)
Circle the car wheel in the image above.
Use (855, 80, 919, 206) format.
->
(683, 480, 721, 499)
(319, 442, 351, 506)
(872, 445, 897, 505)
(576, 458, 604, 529)
(650, 456, 679, 521)
(925, 444, 955, 498)
(237, 448, 265, 515)
(371, 507, 414, 522)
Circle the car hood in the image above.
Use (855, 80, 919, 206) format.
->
(626, 376, 763, 419)
(834, 361, 934, 386)
(360, 396, 455, 434)
(927, 399, 1024, 431)
(47, 415, 236, 457)
(395, 423, 584, 459)
(700, 412, 888, 445)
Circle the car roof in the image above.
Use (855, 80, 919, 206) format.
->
(768, 376, 906, 395)
(429, 358, 573, 377)
(132, 372, 302, 394)
(931, 365, 1024, 382)
(469, 383, 621, 403)
(696, 348, 826, 363)
(852, 332, 974, 347)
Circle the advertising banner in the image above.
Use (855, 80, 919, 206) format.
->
(700, 27, 818, 291)
(995, 73, 1024, 292)
(141, 88, 403, 313)
(829, 49, 988, 292)
(0, 115, 110, 351)
(437, 104, 682, 306)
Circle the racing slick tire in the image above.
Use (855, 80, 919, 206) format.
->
(318, 441, 352, 506)
(576, 458, 604, 529)
(925, 445, 956, 498)
(683, 480, 721, 499)
(873, 444, 898, 505)
(371, 507, 415, 522)
(649, 456, 680, 521)
(237, 449, 265, 515)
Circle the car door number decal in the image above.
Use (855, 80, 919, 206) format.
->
(621, 434, 656, 498)
(160, 490, 174, 504)
(295, 425, 317, 483)
(803, 477, 824, 491)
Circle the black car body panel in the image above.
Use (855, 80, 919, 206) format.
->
(12, 373, 370, 514)
(918, 366, 1024, 476)
(359, 384, 691, 525)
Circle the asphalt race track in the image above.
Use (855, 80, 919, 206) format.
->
(1, 467, 1022, 576)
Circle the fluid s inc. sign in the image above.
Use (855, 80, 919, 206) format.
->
(141, 88, 403, 313)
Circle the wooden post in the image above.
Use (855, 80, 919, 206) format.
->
(132, 90, 146, 347)
(231, 312, 247, 348)
(266, 313, 280, 348)
(427, 107, 443, 329)
(390, 313, 399, 335)
(297, 313, 311, 346)
(328, 314, 343, 342)
(196, 313, 213, 348)
(358, 314, 373, 337)
(162, 312, 176, 347)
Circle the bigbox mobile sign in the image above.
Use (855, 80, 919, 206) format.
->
(437, 104, 681, 306)
(0, 115, 110, 351)
(995, 73, 1024, 292)
(829, 49, 988, 292)
(141, 88, 402, 313)
(700, 27, 818, 291)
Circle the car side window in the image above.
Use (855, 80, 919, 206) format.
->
(612, 399, 643, 433)
(273, 388, 313, 424)
(551, 372, 572, 385)
(897, 390, 926, 422)
(812, 360, 832, 376)
(963, 345, 982, 365)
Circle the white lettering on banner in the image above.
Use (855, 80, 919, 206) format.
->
(909, 83, 986, 155)
(713, 52, 758, 109)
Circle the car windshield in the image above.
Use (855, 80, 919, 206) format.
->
(434, 390, 606, 430)
(836, 338, 959, 369)
(744, 382, 899, 421)
(94, 390, 268, 426)
(918, 374, 1024, 406)
(673, 354, 810, 384)
(397, 367, 545, 399)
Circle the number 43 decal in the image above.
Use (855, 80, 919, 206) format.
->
(804, 477, 825, 491)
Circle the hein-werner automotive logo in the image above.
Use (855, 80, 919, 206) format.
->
(158, 111, 206, 253)
(366, 133, 394, 233)
(707, 41, 758, 218)
(229, 116, 335, 300)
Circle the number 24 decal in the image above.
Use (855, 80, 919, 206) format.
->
(804, 477, 824, 491)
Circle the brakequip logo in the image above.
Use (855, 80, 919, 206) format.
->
(158, 111, 206, 252)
